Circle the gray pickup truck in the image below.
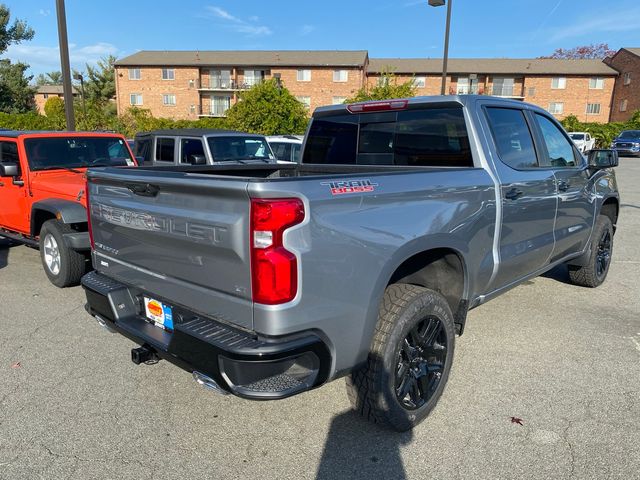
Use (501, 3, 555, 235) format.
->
(81, 96, 620, 431)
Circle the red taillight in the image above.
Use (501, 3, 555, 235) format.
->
(85, 178, 94, 249)
(250, 198, 305, 305)
(346, 99, 408, 113)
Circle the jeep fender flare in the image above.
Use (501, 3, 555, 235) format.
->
(31, 199, 87, 237)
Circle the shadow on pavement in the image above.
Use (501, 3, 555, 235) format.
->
(0, 238, 15, 270)
(315, 409, 412, 480)
(541, 264, 572, 284)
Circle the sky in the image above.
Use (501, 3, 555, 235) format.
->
(3, 0, 640, 77)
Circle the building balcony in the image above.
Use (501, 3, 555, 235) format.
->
(197, 105, 229, 117)
(490, 86, 524, 99)
(196, 78, 264, 91)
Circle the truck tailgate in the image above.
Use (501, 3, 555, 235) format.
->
(87, 169, 253, 330)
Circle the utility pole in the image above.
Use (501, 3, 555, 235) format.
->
(428, 0, 453, 95)
(56, 0, 75, 130)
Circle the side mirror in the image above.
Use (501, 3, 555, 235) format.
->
(0, 162, 19, 177)
(588, 149, 619, 169)
(188, 154, 207, 165)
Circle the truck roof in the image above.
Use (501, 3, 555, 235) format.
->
(0, 131, 124, 138)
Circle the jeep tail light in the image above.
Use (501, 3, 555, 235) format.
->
(85, 178, 95, 249)
(250, 198, 305, 305)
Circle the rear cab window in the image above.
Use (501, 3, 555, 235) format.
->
(485, 107, 539, 169)
(303, 105, 473, 167)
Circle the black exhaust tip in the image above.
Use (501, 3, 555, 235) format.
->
(131, 345, 159, 365)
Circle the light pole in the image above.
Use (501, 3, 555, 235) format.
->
(55, 0, 75, 130)
(73, 72, 87, 129)
(428, 0, 453, 95)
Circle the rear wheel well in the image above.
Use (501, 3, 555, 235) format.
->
(388, 248, 468, 334)
(601, 198, 618, 231)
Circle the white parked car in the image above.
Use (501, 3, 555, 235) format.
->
(266, 135, 303, 163)
(568, 132, 596, 153)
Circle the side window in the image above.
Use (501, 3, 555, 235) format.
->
(292, 144, 301, 163)
(180, 138, 205, 164)
(155, 137, 175, 163)
(0, 141, 19, 164)
(271, 142, 292, 161)
(534, 114, 578, 168)
(485, 107, 538, 169)
(135, 139, 151, 163)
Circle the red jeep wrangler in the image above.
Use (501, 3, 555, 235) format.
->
(0, 131, 136, 287)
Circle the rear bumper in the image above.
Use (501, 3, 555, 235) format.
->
(81, 271, 331, 399)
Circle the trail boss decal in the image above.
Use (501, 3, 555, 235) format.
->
(321, 179, 378, 195)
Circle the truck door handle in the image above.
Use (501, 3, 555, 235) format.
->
(504, 188, 524, 200)
(126, 183, 160, 197)
(557, 180, 570, 192)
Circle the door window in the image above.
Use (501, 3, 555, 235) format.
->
(180, 138, 206, 164)
(485, 107, 538, 169)
(534, 114, 578, 168)
(0, 141, 19, 164)
(155, 138, 175, 163)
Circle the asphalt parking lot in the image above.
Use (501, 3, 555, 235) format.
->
(1, 159, 639, 480)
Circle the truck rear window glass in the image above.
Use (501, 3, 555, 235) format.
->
(303, 108, 472, 167)
(24, 137, 133, 170)
(207, 136, 272, 162)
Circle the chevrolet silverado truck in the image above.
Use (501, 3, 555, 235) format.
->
(0, 131, 135, 287)
(81, 96, 620, 431)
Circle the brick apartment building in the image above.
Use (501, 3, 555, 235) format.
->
(33, 85, 79, 114)
(605, 48, 640, 122)
(113, 50, 368, 120)
(111, 48, 639, 123)
(368, 58, 617, 123)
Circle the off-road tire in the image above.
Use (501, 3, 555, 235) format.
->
(346, 284, 455, 431)
(568, 215, 614, 288)
(39, 219, 86, 288)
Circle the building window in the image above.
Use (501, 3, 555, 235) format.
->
(413, 76, 426, 88)
(43, 93, 49, 99)
(551, 77, 566, 89)
(162, 68, 175, 80)
(377, 76, 389, 87)
(332, 96, 347, 105)
(548, 102, 564, 114)
(589, 77, 604, 89)
(620, 99, 628, 112)
(129, 93, 143, 105)
(527, 87, 536, 97)
(297, 69, 311, 82)
(243, 70, 264, 87)
(492, 77, 515, 96)
(623, 72, 631, 85)
(211, 95, 231, 116)
(296, 96, 311, 108)
(162, 94, 176, 106)
(586, 103, 601, 115)
(333, 70, 348, 82)
(128, 68, 141, 80)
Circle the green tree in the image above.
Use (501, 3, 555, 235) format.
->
(80, 55, 116, 103)
(0, 4, 34, 54)
(225, 79, 309, 135)
(43, 96, 65, 129)
(345, 70, 417, 103)
(0, 59, 35, 113)
(35, 71, 63, 86)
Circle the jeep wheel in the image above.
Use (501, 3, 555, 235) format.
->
(568, 215, 614, 288)
(346, 284, 455, 431)
(39, 220, 86, 288)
